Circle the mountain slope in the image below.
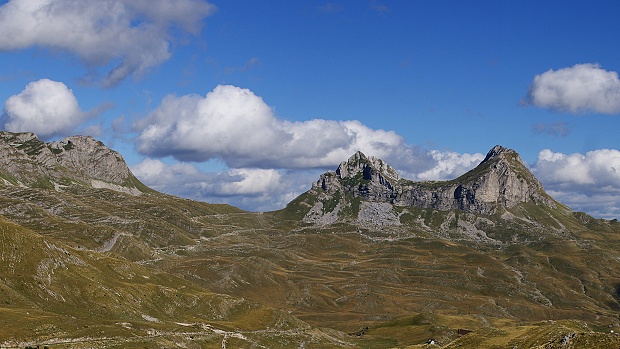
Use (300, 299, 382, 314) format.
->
(284, 146, 586, 240)
(0, 131, 149, 194)
(296, 146, 557, 216)
(0, 132, 351, 348)
(2, 133, 620, 348)
(0, 205, 350, 348)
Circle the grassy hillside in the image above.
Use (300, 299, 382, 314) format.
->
(0, 216, 351, 348)
(1, 151, 620, 347)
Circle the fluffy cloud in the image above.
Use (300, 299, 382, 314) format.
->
(545, 190, 620, 220)
(532, 149, 620, 218)
(135, 84, 484, 176)
(131, 158, 315, 211)
(135, 84, 406, 169)
(132, 85, 489, 211)
(212, 168, 283, 196)
(132, 84, 490, 211)
(534, 149, 620, 188)
(0, 0, 215, 87)
(410, 150, 485, 181)
(131, 158, 205, 192)
(525, 63, 620, 114)
(3, 79, 85, 139)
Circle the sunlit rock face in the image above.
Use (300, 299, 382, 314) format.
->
(0, 131, 144, 195)
(305, 145, 556, 224)
(48, 135, 134, 185)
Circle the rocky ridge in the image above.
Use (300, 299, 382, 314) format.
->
(299, 146, 561, 225)
(0, 131, 146, 195)
(1, 133, 620, 348)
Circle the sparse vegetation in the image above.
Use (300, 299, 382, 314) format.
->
(322, 190, 341, 213)
(2, 135, 620, 348)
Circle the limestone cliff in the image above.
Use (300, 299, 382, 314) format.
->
(0, 131, 147, 194)
(298, 146, 559, 224)
(396, 145, 556, 214)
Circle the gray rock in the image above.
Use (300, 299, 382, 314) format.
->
(304, 146, 557, 223)
(0, 131, 145, 194)
(48, 135, 133, 185)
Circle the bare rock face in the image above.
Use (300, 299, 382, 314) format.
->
(313, 151, 400, 200)
(0, 131, 145, 194)
(48, 136, 133, 185)
(301, 146, 557, 224)
(395, 145, 556, 215)
(0, 132, 57, 182)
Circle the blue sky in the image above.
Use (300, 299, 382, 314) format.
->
(1, 0, 620, 218)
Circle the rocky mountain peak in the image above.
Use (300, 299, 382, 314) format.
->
(0, 131, 147, 195)
(483, 144, 512, 161)
(48, 135, 134, 185)
(476, 145, 528, 174)
(297, 145, 560, 225)
(448, 145, 553, 214)
(335, 151, 400, 181)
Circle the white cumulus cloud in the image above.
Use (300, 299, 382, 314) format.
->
(131, 158, 315, 211)
(0, 0, 216, 87)
(525, 63, 620, 114)
(411, 150, 485, 181)
(134, 84, 407, 169)
(132, 84, 490, 211)
(212, 168, 283, 196)
(3, 79, 86, 139)
(130, 158, 186, 186)
(534, 149, 620, 188)
(532, 148, 620, 218)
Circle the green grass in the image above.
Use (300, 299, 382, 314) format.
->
(0, 172, 20, 185)
(3, 137, 620, 348)
(322, 190, 341, 213)
(341, 172, 371, 186)
(0, 216, 350, 348)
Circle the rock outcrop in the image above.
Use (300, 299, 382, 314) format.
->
(314, 151, 400, 200)
(48, 135, 134, 185)
(300, 146, 558, 224)
(395, 145, 556, 214)
(0, 131, 147, 195)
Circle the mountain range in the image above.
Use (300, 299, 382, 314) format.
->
(1, 131, 620, 348)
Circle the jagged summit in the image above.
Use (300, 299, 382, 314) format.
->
(448, 144, 553, 212)
(311, 151, 401, 210)
(48, 135, 135, 185)
(0, 131, 149, 195)
(472, 144, 529, 177)
(335, 151, 400, 181)
(290, 145, 562, 226)
(483, 144, 513, 162)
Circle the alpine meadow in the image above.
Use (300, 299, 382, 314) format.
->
(2, 1, 620, 349)
(1, 132, 620, 348)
